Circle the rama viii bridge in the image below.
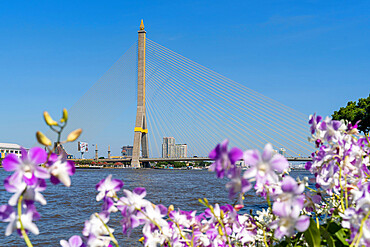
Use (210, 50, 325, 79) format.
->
(62, 20, 314, 167)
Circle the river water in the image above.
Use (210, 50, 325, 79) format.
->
(0, 168, 312, 246)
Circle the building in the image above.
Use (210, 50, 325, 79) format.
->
(162, 137, 176, 158)
(55, 143, 73, 159)
(0, 143, 24, 158)
(279, 148, 286, 157)
(121, 145, 133, 157)
(175, 144, 187, 158)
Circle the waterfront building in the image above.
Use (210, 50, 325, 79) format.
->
(175, 144, 187, 158)
(279, 148, 286, 157)
(162, 137, 176, 158)
(55, 143, 73, 159)
(0, 143, 24, 158)
(121, 145, 133, 157)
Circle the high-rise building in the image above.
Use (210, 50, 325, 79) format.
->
(162, 137, 176, 158)
(122, 145, 133, 157)
(175, 144, 187, 158)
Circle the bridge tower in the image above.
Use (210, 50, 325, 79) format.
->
(131, 20, 149, 168)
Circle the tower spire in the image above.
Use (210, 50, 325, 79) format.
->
(140, 19, 145, 30)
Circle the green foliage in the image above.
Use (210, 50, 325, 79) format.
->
(332, 94, 370, 134)
(154, 161, 187, 168)
(304, 219, 321, 247)
(74, 159, 94, 165)
(321, 221, 350, 247)
(194, 161, 211, 167)
(302, 219, 350, 247)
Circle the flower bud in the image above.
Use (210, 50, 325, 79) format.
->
(43, 111, 58, 126)
(66, 128, 82, 142)
(60, 108, 68, 123)
(234, 204, 244, 211)
(36, 131, 52, 146)
(218, 226, 224, 236)
(168, 205, 174, 214)
(220, 209, 224, 218)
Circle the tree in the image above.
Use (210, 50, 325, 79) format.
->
(332, 94, 370, 134)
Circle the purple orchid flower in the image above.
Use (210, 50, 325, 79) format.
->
(319, 117, 345, 143)
(4, 201, 40, 236)
(243, 143, 289, 197)
(101, 197, 117, 214)
(118, 187, 150, 212)
(209, 139, 243, 178)
(95, 175, 124, 202)
(271, 198, 310, 240)
(309, 113, 322, 135)
(82, 212, 114, 247)
(120, 206, 141, 235)
(272, 176, 305, 219)
(2, 147, 49, 186)
(60, 235, 86, 247)
(225, 167, 251, 200)
(0, 204, 14, 223)
(4, 176, 47, 206)
(47, 154, 76, 187)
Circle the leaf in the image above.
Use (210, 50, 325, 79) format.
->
(304, 218, 321, 247)
(276, 240, 289, 247)
(320, 226, 335, 247)
(334, 228, 350, 246)
(327, 221, 342, 234)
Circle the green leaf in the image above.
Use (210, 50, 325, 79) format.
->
(320, 226, 335, 247)
(327, 221, 342, 234)
(334, 228, 350, 246)
(276, 240, 289, 247)
(304, 218, 321, 247)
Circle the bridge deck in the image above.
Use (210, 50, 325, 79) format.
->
(72, 157, 312, 163)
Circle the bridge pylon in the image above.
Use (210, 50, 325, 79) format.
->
(131, 20, 149, 168)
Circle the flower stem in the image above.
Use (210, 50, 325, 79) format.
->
(350, 210, 370, 247)
(262, 228, 269, 247)
(338, 163, 345, 212)
(210, 207, 232, 247)
(94, 213, 119, 247)
(136, 207, 163, 233)
(168, 218, 190, 246)
(356, 211, 370, 247)
(17, 194, 33, 247)
(344, 175, 349, 209)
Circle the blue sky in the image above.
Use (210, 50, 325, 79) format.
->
(1, 1, 369, 156)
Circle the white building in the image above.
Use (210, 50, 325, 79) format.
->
(175, 144, 187, 158)
(162, 137, 176, 158)
(0, 143, 24, 158)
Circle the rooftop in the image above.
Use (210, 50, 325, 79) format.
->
(0, 143, 23, 149)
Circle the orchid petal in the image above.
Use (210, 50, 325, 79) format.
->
(262, 143, 273, 161)
(228, 147, 243, 164)
(270, 154, 289, 173)
(28, 147, 47, 165)
(2, 154, 20, 171)
(295, 215, 310, 232)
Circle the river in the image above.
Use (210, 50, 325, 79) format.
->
(0, 168, 312, 246)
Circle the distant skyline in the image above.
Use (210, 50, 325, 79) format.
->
(1, 1, 369, 156)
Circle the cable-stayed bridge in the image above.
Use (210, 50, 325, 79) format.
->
(63, 21, 313, 167)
